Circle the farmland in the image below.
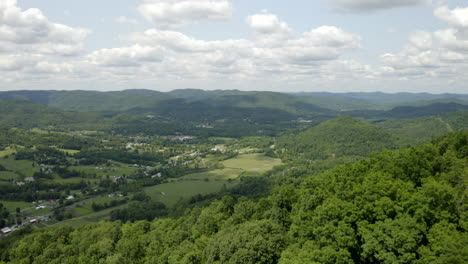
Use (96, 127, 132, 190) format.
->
(145, 153, 282, 206)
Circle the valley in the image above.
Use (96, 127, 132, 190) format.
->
(0, 89, 466, 263)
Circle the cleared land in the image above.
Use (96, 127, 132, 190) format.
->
(0, 200, 33, 211)
(0, 157, 39, 178)
(145, 153, 281, 206)
(222, 153, 282, 172)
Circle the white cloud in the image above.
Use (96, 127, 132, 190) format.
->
(0, 54, 39, 71)
(0, 0, 91, 84)
(87, 44, 165, 67)
(409, 31, 433, 50)
(434, 6, 468, 29)
(325, 0, 427, 12)
(247, 12, 293, 44)
(138, 0, 232, 28)
(119, 12, 360, 70)
(125, 29, 252, 53)
(378, 5, 468, 80)
(434, 28, 468, 51)
(81, 11, 362, 85)
(0, 0, 90, 56)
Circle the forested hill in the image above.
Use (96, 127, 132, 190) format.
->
(297, 91, 468, 110)
(278, 116, 399, 161)
(0, 99, 105, 129)
(0, 90, 172, 113)
(347, 102, 468, 119)
(1, 131, 466, 263)
(1, 89, 467, 115)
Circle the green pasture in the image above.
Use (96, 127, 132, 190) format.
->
(145, 180, 238, 207)
(0, 148, 17, 158)
(0, 200, 34, 211)
(71, 196, 127, 216)
(145, 153, 281, 207)
(181, 168, 242, 181)
(0, 157, 39, 178)
(50, 203, 129, 228)
(0, 171, 19, 181)
(56, 148, 80, 155)
(69, 164, 138, 177)
(222, 153, 282, 173)
(23, 206, 53, 216)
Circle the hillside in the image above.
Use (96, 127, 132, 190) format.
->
(0, 90, 172, 113)
(278, 116, 399, 161)
(2, 132, 466, 264)
(376, 110, 468, 145)
(1, 90, 467, 121)
(200, 92, 337, 116)
(0, 99, 105, 129)
(346, 102, 468, 119)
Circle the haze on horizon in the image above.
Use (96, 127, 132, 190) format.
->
(1, 0, 468, 93)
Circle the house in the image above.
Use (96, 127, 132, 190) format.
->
(66, 195, 75, 200)
(24, 177, 35, 182)
(1, 227, 12, 234)
(151, 173, 162, 178)
(35, 205, 46, 210)
(16, 181, 25, 186)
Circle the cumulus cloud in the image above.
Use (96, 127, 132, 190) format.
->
(84, 11, 362, 84)
(125, 29, 252, 53)
(0, 0, 90, 56)
(325, 0, 427, 12)
(247, 12, 293, 44)
(138, 0, 232, 28)
(378, 5, 468, 80)
(87, 44, 165, 67)
(119, 11, 360, 71)
(0, 0, 91, 84)
(434, 6, 468, 29)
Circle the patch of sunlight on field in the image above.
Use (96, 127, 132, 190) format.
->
(145, 180, 238, 207)
(222, 153, 282, 172)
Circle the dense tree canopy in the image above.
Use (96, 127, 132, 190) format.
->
(1, 131, 466, 263)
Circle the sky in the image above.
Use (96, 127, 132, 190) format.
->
(1, 0, 468, 93)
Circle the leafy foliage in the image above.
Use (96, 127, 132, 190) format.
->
(2, 131, 466, 263)
(278, 116, 399, 161)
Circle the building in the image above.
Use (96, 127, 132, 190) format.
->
(1, 227, 12, 234)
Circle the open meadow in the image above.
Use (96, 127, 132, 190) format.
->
(145, 153, 282, 206)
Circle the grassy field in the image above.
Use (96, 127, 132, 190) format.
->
(23, 206, 53, 216)
(0, 200, 34, 211)
(0, 148, 17, 158)
(222, 153, 282, 173)
(0, 157, 39, 178)
(69, 164, 138, 177)
(47, 176, 100, 184)
(56, 148, 80, 155)
(145, 153, 282, 206)
(181, 168, 242, 181)
(145, 180, 238, 207)
(70, 196, 127, 216)
(50, 203, 130, 228)
(0, 171, 19, 181)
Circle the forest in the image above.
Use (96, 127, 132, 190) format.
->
(0, 89, 466, 264)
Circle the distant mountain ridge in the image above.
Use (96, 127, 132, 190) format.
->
(1, 90, 468, 127)
(2, 89, 468, 112)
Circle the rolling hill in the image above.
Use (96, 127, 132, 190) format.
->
(278, 116, 400, 160)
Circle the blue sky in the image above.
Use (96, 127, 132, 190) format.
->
(1, 0, 467, 93)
